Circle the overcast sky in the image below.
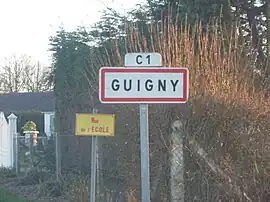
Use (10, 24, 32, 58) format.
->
(0, 0, 142, 66)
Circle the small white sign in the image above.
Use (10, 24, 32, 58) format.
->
(124, 52, 162, 67)
(99, 67, 189, 103)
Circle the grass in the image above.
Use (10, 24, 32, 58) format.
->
(0, 169, 32, 202)
(0, 188, 31, 202)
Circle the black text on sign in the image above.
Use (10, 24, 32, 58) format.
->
(111, 79, 179, 92)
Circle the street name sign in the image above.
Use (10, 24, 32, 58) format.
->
(99, 67, 189, 104)
(75, 113, 115, 136)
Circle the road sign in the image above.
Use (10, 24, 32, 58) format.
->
(99, 67, 189, 103)
(125, 52, 165, 202)
(98, 52, 189, 202)
(75, 113, 115, 136)
(124, 52, 162, 67)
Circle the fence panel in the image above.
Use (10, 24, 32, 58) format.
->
(0, 112, 10, 168)
(15, 134, 55, 174)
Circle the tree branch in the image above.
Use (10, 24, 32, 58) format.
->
(187, 135, 252, 201)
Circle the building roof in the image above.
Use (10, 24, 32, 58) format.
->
(0, 91, 54, 112)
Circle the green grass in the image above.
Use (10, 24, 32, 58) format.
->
(0, 188, 31, 202)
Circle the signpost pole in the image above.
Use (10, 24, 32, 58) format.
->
(139, 103, 150, 202)
(90, 108, 98, 202)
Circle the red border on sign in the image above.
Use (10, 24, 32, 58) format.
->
(99, 67, 189, 103)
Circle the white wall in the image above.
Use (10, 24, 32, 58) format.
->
(44, 112, 54, 137)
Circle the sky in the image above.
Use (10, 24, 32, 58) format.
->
(0, 0, 143, 66)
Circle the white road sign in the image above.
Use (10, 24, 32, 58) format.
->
(124, 52, 162, 67)
(99, 67, 189, 103)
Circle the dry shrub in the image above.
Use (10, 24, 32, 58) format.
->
(63, 172, 123, 202)
(16, 169, 47, 186)
(92, 12, 270, 201)
(37, 180, 63, 197)
(0, 167, 16, 183)
(64, 174, 89, 202)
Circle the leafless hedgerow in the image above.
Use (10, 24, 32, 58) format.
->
(61, 10, 270, 201)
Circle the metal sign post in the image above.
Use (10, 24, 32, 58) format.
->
(90, 108, 98, 202)
(90, 135, 97, 202)
(139, 103, 150, 202)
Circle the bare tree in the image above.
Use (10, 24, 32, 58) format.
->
(23, 61, 52, 92)
(0, 54, 52, 93)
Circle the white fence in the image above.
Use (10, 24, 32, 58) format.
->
(0, 112, 17, 168)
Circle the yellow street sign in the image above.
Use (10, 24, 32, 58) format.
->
(75, 113, 115, 136)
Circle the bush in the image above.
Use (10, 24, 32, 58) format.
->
(17, 169, 46, 186)
(63, 174, 89, 202)
(0, 168, 16, 182)
(22, 121, 37, 132)
(32, 138, 56, 171)
(37, 180, 63, 197)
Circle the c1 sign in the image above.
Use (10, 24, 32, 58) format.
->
(124, 52, 162, 67)
(99, 67, 189, 103)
